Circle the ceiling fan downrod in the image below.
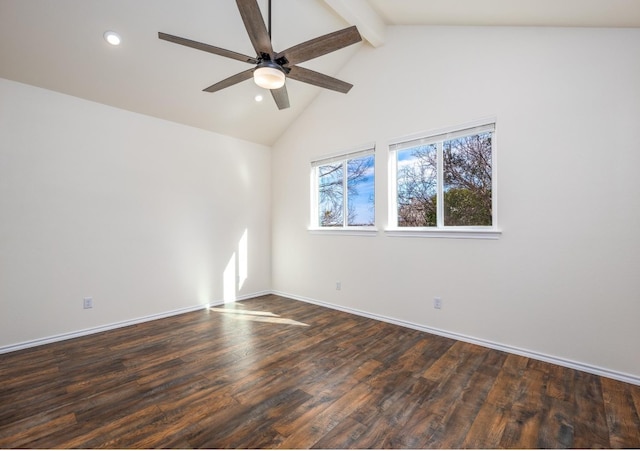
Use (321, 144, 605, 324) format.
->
(267, 0, 271, 40)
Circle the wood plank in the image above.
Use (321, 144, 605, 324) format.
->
(0, 412, 76, 448)
(310, 417, 369, 449)
(632, 384, 640, 423)
(428, 351, 507, 449)
(499, 368, 548, 448)
(422, 340, 472, 381)
(275, 383, 372, 448)
(141, 390, 239, 448)
(190, 387, 312, 448)
(347, 376, 438, 448)
(418, 346, 498, 448)
(572, 371, 610, 448)
(54, 405, 167, 449)
(462, 353, 530, 448)
(543, 360, 576, 403)
(601, 376, 640, 447)
(461, 402, 510, 448)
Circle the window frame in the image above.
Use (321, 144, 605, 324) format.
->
(309, 144, 377, 234)
(387, 120, 501, 239)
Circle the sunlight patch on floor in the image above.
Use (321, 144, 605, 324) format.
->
(209, 307, 309, 327)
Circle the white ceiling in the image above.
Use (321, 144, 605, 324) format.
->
(1, 0, 639, 146)
(370, 0, 640, 27)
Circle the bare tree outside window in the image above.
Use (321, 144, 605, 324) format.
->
(317, 154, 374, 227)
(395, 129, 493, 227)
(443, 133, 492, 226)
(397, 144, 437, 227)
(318, 163, 343, 226)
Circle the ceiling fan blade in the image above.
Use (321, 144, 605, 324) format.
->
(270, 86, 290, 110)
(287, 66, 353, 94)
(203, 68, 255, 93)
(276, 26, 361, 66)
(236, 0, 274, 57)
(159, 32, 259, 64)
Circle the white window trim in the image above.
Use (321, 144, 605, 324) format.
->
(308, 227, 378, 236)
(310, 143, 377, 231)
(387, 118, 500, 238)
(384, 228, 501, 240)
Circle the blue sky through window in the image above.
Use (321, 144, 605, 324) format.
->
(348, 155, 375, 226)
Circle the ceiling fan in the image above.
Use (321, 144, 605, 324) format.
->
(158, 0, 362, 110)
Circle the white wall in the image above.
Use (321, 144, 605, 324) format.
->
(0, 78, 271, 349)
(271, 26, 640, 380)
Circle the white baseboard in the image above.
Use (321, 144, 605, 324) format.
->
(3, 289, 638, 386)
(272, 290, 640, 387)
(0, 290, 270, 355)
(236, 290, 272, 301)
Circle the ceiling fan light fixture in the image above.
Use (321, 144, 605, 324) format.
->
(253, 64, 285, 90)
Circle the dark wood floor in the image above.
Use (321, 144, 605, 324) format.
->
(1, 295, 639, 449)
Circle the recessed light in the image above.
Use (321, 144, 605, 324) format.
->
(254, 94, 264, 102)
(103, 31, 121, 46)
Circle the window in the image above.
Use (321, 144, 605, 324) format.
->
(311, 147, 375, 229)
(389, 122, 498, 236)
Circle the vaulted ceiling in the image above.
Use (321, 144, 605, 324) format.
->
(1, 0, 639, 145)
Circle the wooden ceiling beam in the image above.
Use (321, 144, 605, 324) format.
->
(323, 0, 386, 48)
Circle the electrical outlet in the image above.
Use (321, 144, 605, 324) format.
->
(83, 297, 93, 309)
(336, 281, 341, 291)
(433, 297, 442, 309)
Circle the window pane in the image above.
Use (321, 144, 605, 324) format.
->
(347, 155, 375, 226)
(396, 144, 437, 227)
(318, 163, 343, 226)
(443, 132, 492, 226)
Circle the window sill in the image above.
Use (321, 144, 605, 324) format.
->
(385, 228, 502, 240)
(308, 227, 378, 237)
